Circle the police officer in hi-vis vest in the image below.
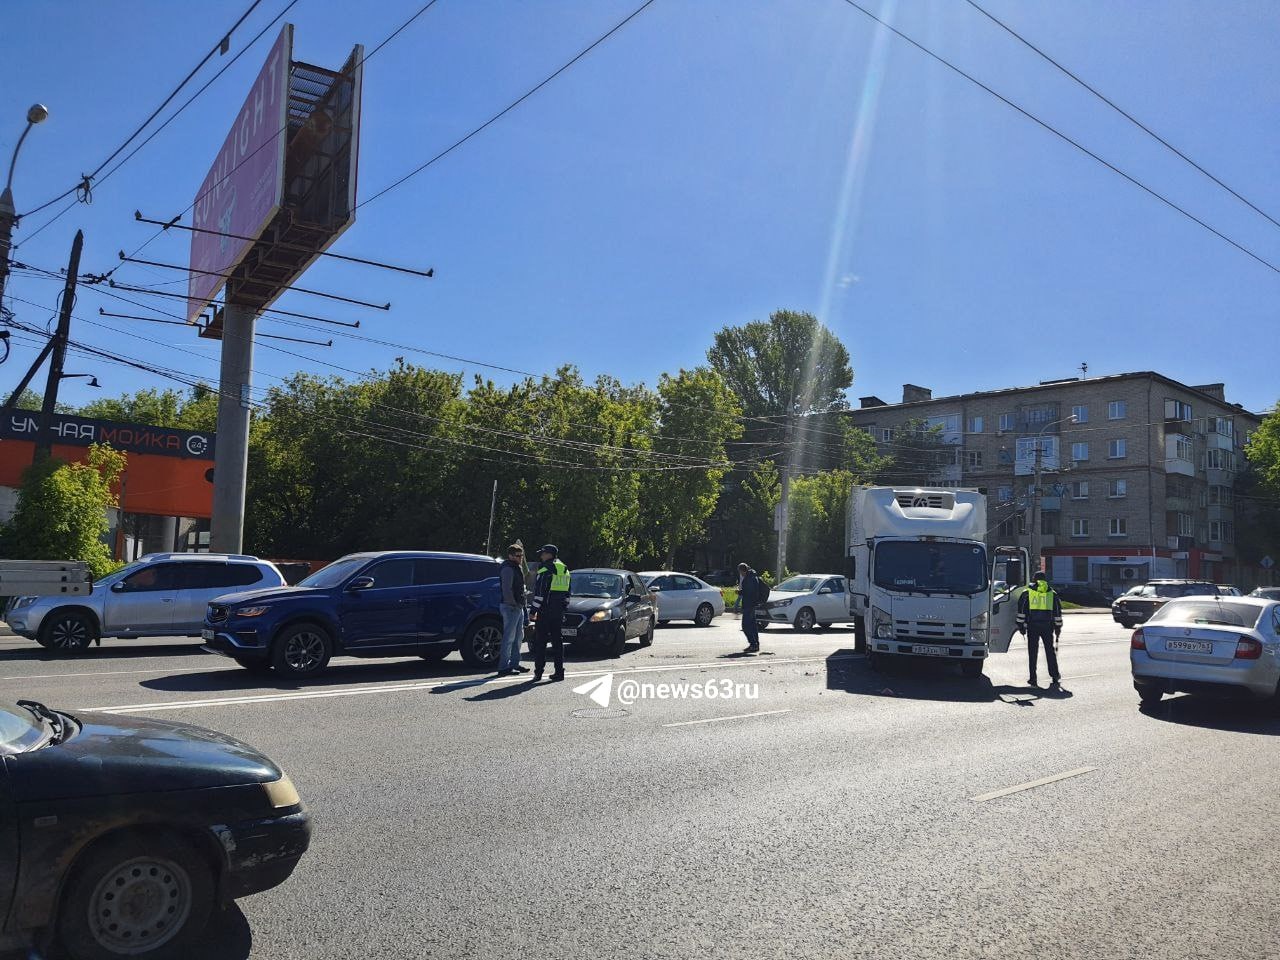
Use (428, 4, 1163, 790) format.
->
(530, 544, 571, 682)
(1016, 572, 1063, 688)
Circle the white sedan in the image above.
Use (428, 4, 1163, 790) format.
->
(1130, 596, 1280, 707)
(639, 572, 725, 627)
(762, 574, 856, 631)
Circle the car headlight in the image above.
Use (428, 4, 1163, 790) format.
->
(871, 606, 893, 639)
(261, 774, 300, 809)
(767, 598, 793, 608)
(236, 606, 271, 618)
(969, 610, 989, 641)
(12, 596, 36, 609)
(589, 609, 615, 622)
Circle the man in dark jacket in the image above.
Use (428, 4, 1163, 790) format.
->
(738, 562, 764, 654)
(1017, 572, 1063, 687)
(530, 544, 571, 682)
(497, 543, 531, 676)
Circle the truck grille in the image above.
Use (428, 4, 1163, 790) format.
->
(894, 619, 967, 641)
(208, 603, 229, 624)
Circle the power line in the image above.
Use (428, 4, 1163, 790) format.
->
(961, 0, 1280, 233)
(835, 0, 1280, 276)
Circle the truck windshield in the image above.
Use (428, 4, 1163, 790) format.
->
(873, 541, 988, 595)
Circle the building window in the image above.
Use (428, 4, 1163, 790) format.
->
(1071, 442, 1089, 462)
(1071, 481, 1089, 500)
(1177, 513, 1194, 537)
(1108, 438, 1127, 459)
(880, 428, 893, 443)
(1206, 449, 1235, 472)
(997, 485, 1013, 505)
(1209, 485, 1233, 506)
(1108, 479, 1127, 498)
(968, 416, 984, 434)
(1109, 518, 1128, 537)
(1071, 404, 1089, 424)
(1041, 513, 1058, 536)
(1025, 405, 1057, 427)
(1206, 416, 1233, 437)
(1165, 399, 1193, 422)
(1173, 435, 1193, 461)
(926, 414, 961, 435)
(966, 450, 983, 469)
(1209, 521, 1234, 543)
(1072, 556, 1089, 581)
(1071, 519, 1089, 538)
(1108, 400, 1127, 420)
(999, 412, 1015, 432)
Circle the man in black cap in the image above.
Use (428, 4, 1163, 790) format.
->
(530, 544, 571, 681)
(1016, 571, 1063, 688)
(738, 561, 765, 654)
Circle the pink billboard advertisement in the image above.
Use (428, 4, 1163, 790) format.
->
(187, 25, 292, 322)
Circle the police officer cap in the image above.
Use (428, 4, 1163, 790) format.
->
(538, 544, 558, 556)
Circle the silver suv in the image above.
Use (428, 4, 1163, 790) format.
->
(5, 553, 285, 651)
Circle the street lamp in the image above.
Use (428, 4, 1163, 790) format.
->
(59, 373, 101, 389)
(1030, 413, 1078, 575)
(0, 103, 51, 305)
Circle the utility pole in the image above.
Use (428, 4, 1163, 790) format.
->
(1030, 438, 1044, 576)
(209, 301, 257, 554)
(775, 371, 800, 579)
(34, 229, 83, 460)
(0, 104, 50, 311)
(485, 479, 498, 556)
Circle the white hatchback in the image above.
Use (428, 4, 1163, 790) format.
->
(762, 574, 856, 632)
(1130, 596, 1280, 707)
(639, 572, 725, 627)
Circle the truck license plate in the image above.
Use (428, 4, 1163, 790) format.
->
(911, 644, 948, 657)
(561, 627, 578, 637)
(201, 628, 215, 641)
(1166, 639, 1213, 654)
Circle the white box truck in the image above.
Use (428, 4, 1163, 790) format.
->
(845, 486, 1028, 676)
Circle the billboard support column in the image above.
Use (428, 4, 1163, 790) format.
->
(210, 302, 256, 554)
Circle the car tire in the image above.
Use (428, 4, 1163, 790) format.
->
(794, 607, 816, 632)
(609, 624, 627, 658)
(270, 623, 332, 679)
(459, 618, 503, 669)
(1116, 617, 1133, 630)
(39, 610, 98, 652)
(639, 618, 655, 648)
(1136, 682, 1163, 707)
(694, 603, 714, 628)
(418, 646, 452, 662)
(960, 660, 984, 678)
(58, 831, 214, 960)
(231, 656, 273, 675)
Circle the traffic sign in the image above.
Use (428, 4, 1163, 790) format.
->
(1262, 555, 1275, 570)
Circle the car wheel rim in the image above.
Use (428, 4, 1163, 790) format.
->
(474, 626, 502, 663)
(285, 631, 325, 672)
(696, 605, 712, 626)
(88, 855, 192, 955)
(798, 611, 814, 630)
(50, 619, 88, 648)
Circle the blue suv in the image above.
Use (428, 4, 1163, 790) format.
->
(201, 551, 505, 678)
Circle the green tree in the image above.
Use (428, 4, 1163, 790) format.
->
(1246, 404, 1280, 497)
(76, 385, 218, 430)
(874, 418, 949, 486)
(0, 444, 126, 578)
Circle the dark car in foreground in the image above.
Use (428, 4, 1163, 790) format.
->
(556, 569, 656, 657)
(203, 551, 505, 678)
(1111, 580, 1218, 628)
(0, 700, 309, 959)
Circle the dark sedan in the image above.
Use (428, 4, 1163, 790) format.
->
(0, 700, 309, 959)
(556, 569, 656, 657)
(1111, 580, 1218, 627)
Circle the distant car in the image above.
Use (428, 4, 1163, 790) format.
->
(1111, 580, 1218, 628)
(1130, 596, 1280, 707)
(1055, 584, 1113, 608)
(4, 553, 285, 651)
(698, 569, 738, 588)
(639, 572, 725, 626)
(1250, 587, 1280, 601)
(203, 551, 505, 678)
(762, 574, 855, 631)
(557, 569, 656, 656)
(0, 699, 309, 959)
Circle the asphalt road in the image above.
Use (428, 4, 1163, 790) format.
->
(4, 612, 1279, 960)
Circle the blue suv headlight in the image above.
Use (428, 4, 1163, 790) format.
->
(236, 606, 272, 618)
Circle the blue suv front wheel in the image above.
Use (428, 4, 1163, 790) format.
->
(459, 617, 503, 669)
(271, 623, 333, 678)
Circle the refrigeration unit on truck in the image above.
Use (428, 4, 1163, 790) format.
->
(845, 486, 1028, 677)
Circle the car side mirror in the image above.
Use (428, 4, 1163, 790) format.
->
(817, 586, 832, 595)
(649, 585, 662, 592)
(110, 581, 126, 593)
(347, 576, 375, 591)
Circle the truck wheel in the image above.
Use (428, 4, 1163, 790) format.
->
(39, 610, 98, 652)
(960, 660, 984, 678)
(58, 831, 214, 960)
(270, 623, 332, 678)
(794, 607, 816, 632)
(460, 618, 504, 668)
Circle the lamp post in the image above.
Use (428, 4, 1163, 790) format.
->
(0, 104, 50, 306)
(1030, 413, 1078, 575)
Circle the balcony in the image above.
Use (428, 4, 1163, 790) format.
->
(1207, 504, 1234, 522)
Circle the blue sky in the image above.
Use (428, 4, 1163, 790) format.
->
(3, 0, 1278, 416)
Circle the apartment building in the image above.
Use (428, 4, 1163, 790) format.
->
(845, 373, 1265, 594)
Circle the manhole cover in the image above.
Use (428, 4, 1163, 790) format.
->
(571, 707, 630, 719)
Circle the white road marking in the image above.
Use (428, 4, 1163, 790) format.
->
(0, 666, 226, 683)
(663, 709, 791, 727)
(971, 766, 1095, 803)
(86, 654, 857, 714)
(1059, 674, 1101, 681)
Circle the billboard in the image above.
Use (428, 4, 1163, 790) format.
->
(187, 25, 292, 323)
(1, 409, 215, 460)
